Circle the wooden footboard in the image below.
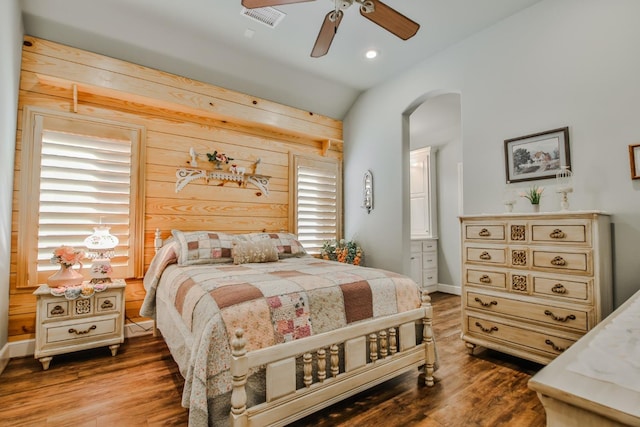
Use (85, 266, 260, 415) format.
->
(229, 291, 436, 427)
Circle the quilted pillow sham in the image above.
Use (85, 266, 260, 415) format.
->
(247, 232, 307, 258)
(171, 230, 236, 266)
(232, 239, 279, 265)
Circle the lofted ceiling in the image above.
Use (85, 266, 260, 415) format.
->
(20, 0, 542, 119)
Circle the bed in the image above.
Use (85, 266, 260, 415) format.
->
(140, 230, 437, 426)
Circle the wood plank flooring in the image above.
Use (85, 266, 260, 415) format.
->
(0, 293, 546, 426)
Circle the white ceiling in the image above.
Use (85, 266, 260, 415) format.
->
(20, 0, 542, 119)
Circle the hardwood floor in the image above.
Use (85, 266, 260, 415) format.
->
(0, 293, 547, 426)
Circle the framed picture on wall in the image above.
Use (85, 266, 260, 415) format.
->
(629, 144, 640, 179)
(504, 127, 571, 183)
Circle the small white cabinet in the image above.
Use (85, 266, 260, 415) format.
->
(34, 279, 126, 370)
(410, 239, 438, 292)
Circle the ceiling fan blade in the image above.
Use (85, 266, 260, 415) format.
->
(242, 0, 314, 8)
(359, 0, 419, 40)
(311, 10, 344, 58)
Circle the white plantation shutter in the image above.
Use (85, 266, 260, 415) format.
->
(291, 155, 342, 254)
(18, 108, 145, 287)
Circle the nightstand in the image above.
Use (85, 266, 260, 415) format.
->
(33, 279, 126, 370)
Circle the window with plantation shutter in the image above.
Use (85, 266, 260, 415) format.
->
(290, 154, 342, 254)
(17, 107, 145, 288)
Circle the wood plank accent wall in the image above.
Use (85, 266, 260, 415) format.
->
(8, 36, 343, 342)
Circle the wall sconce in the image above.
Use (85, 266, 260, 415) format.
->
(84, 225, 119, 284)
(362, 170, 373, 214)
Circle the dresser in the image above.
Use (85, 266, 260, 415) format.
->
(528, 289, 640, 426)
(460, 212, 612, 365)
(410, 238, 438, 292)
(34, 279, 126, 370)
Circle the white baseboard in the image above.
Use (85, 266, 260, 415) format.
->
(0, 342, 9, 375)
(3, 320, 155, 362)
(436, 283, 462, 295)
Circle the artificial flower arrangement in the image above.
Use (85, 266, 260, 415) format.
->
(321, 239, 363, 266)
(520, 185, 544, 204)
(206, 150, 234, 169)
(51, 245, 85, 268)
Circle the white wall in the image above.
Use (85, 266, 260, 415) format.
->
(344, 0, 640, 307)
(0, 0, 23, 369)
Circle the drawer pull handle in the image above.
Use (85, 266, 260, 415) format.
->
(50, 305, 65, 316)
(551, 284, 567, 294)
(474, 297, 497, 308)
(101, 300, 114, 310)
(475, 322, 498, 333)
(549, 229, 566, 239)
(68, 325, 97, 335)
(544, 310, 576, 322)
(544, 339, 567, 352)
(479, 251, 492, 260)
(479, 275, 491, 284)
(550, 256, 566, 266)
(478, 228, 491, 237)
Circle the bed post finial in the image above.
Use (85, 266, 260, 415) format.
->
(154, 229, 163, 253)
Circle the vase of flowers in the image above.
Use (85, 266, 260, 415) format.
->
(321, 239, 363, 265)
(47, 246, 85, 288)
(520, 185, 544, 212)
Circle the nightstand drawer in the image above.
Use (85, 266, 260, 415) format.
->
(466, 247, 506, 265)
(466, 291, 589, 331)
(44, 300, 70, 319)
(45, 317, 118, 344)
(96, 292, 122, 313)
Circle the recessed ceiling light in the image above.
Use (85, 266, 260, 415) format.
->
(365, 50, 378, 59)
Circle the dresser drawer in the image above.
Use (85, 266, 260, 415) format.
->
(531, 222, 589, 245)
(532, 249, 590, 274)
(45, 317, 118, 345)
(466, 291, 589, 331)
(533, 276, 590, 301)
(466, 247, 506, 265)
(464, 224, 505, 241)
(467, 315, 577, 357)
(465, 269, 506, 289)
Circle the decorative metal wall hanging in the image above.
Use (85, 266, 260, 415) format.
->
(176, 147, 270, 196)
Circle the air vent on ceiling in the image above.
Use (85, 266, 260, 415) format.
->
(241, 6, 286, 28)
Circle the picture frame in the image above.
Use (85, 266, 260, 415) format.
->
(629, 144, 640, 180)
(504, 127, 571, 183)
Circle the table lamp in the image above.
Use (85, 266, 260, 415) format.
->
(84, 225, 119, 284)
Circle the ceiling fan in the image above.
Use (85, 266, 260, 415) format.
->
(241, 0, 420, 57)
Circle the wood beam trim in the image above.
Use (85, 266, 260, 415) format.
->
(22, 40, 343, 143)
(23, 36, 341, 132)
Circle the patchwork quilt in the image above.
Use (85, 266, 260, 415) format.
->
(141, 243, 422, 426)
